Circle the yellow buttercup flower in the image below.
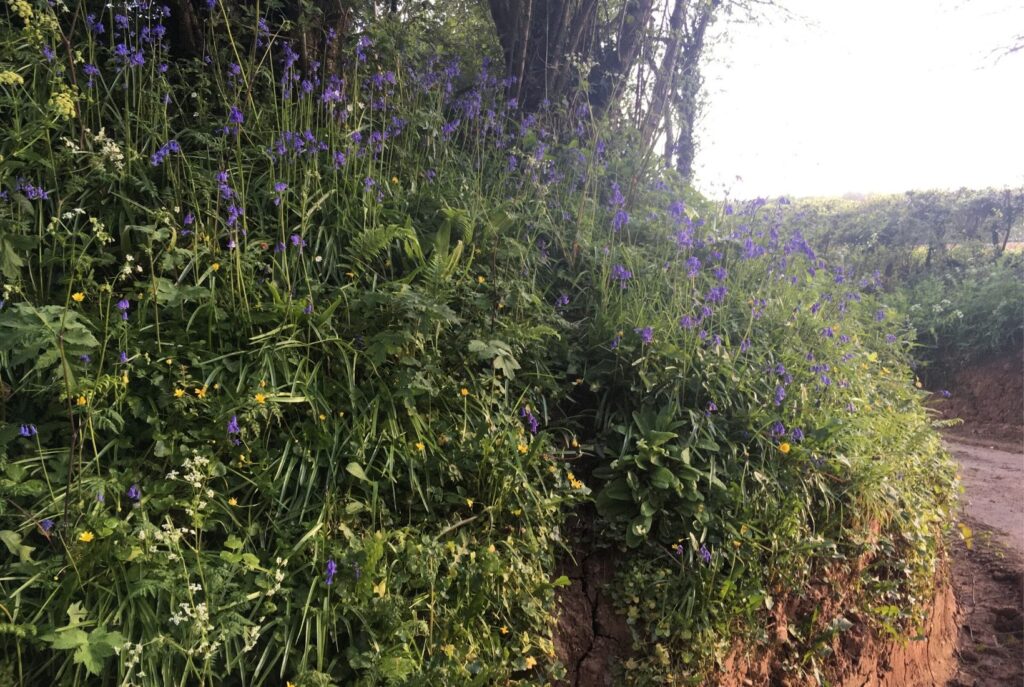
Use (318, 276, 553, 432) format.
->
(415, 442, 426, 451)
(778, 442, 791, 454)
(228, 497, 238, 506)
(517, 442, 528, 454)
(71, 292, 85, 302)
(477, 275, 486, 284)
(459, 387, 469, 397)
(524, 656, 537, 669)
(195, 386, 207, 399)
(78, 531, 95, 543)
(76, 395, 87, 406)
(254, 393, 267, 404)
(173, 388, 186, 398)
(499, 626, 509, 635)
(211, 262, 221, 271)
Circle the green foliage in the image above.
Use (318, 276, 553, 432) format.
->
(0, 2, 956, 686)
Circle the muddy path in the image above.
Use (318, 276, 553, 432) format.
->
(946, 437, 1024, 686)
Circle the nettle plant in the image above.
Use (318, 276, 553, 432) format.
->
(0, 1, 955, 685)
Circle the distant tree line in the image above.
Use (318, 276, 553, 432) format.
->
(782, 187, 1024, 275)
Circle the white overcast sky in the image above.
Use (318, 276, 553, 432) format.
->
(693, 0, 1024, 199)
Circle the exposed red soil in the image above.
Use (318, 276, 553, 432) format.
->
(553, 526, 961, 686)
(716, 563, 957, 687)
(925, 349, 1024, 448)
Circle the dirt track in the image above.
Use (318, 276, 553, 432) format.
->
(947, 439, 1024, 557)
(946, 436, 1024, 687)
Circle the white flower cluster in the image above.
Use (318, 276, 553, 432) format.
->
(121, 640, 146, 685)
(92, 127, 125, 171)
(267, 557, 288, 597)
(169, 600, 213, 633)
(168, 451, 215, 520)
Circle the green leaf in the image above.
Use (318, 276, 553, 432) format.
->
(0, 530, 35, 562)
(49, 628, 89, 651)
(649, 467, 676, 490)
(346, 462, 369, 481)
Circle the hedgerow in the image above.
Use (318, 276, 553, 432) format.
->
(0, 2, 956, 685)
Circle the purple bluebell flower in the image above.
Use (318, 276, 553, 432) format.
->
(712, 266, 727, 282)
(634, 327, 653, 345)
(216, 170, 234, 200)
(939, 389, 951, 398)
(699, 544, 711, 564)
(520, 406, 539, 435)
(669, 199, 685, 221)
(86, 13, 104, 33)
(770, 421, 786, 437)
(40, 518, 54, 533)
(228, 105, 244, 124)
(326, 558, 337, 585)
(356, 36, 372, 62)
(303, 302, 314, 315)
(885, 334, 897, 344)
(705, 401, 718, 415)
(555, 294, 570, 309)
(127, 484, 141, 501)
(740, 338, 751, 353)
(19, 424, 37, 437)
(821, 327, 834, 339)
(16, 181, 49, 200)
(773, 385, 785, 407)
(42, 45, 56, 61)
(706, 286, 728, 304)
(227, 415, 240, 435)
(226, 203, 244, 227)
(791, 427, 805, 442)
(116, 299, 130, 320)
(679, 315, 697, 330)
(610, 333, 622, 350)
(612, 208, 629, 232)
(686, 256, 701, 277)
(610, 264, 632, 289)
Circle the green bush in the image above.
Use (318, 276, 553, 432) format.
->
(0, 2, 956, 685)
